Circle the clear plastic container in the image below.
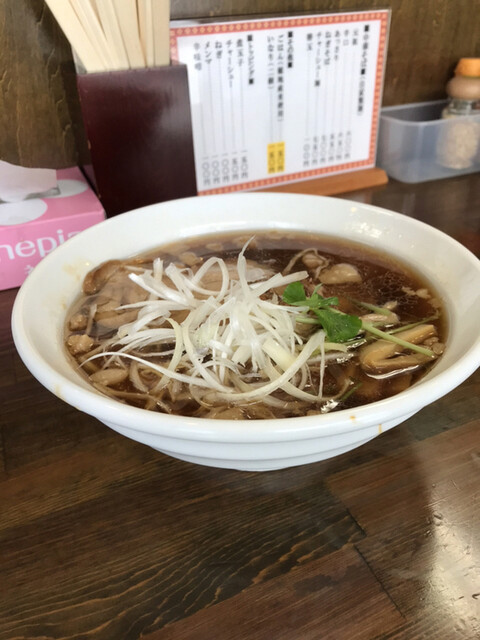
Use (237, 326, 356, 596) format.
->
(376, 100, 480, 183)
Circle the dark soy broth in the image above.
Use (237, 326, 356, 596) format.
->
(65, 231, 446, 419)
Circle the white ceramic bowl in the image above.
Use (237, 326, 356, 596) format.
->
(11, 193, 480, 471)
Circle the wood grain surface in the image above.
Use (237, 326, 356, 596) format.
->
(1, 0, 480, 168)
(1, 174, 480, 639)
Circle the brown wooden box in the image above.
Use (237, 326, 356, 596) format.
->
(76, 65, 197, 217)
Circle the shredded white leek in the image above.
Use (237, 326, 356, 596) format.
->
(85, 243, 336, 406)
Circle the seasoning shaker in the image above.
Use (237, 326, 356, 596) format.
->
(437, 58, 480, 169)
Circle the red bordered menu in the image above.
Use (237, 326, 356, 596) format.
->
(170, 11, 389, 195)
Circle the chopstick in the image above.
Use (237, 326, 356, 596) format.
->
(45, 0, 171, 73)
(137, 0, 155, 67)
(70, 0, 116, 70)
(95, 0, 130, 70)
(152, 0, 171, 67)
(111, 0, 146, 68)
(44, 0, 105, 72)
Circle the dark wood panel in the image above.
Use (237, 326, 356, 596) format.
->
(0, 0, 88, 168)
(327, 416, 480, 638)
(0, 450, 364, 638)
(1, 141, 479, 639)
(327, 418, 480, 535)
(1, 0, 479, 168)
(355, 514, 480, 638)
(142, 546, 404, 640)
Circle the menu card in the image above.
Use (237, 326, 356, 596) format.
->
(170, 10, 389, 195)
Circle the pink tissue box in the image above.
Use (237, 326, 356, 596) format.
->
(0, 167, 105, 290)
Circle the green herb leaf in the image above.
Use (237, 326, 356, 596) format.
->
(282, 282, 307, 305)
(283, 282, 361, 342)
(312, 294, 339, 309)
(283, 283, 338, 309)
(314, 308, 362, 342)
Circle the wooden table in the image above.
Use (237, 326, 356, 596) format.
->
(1, 174, 479, 640)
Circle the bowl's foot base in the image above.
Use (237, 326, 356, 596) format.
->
(155, 436, 376, 471)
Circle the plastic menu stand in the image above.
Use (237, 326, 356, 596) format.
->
(76, 65, 197, 217)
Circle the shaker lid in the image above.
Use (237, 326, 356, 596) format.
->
(455, 58, 480, 77)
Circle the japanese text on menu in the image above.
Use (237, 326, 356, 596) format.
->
(170, 11, 389, 194)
